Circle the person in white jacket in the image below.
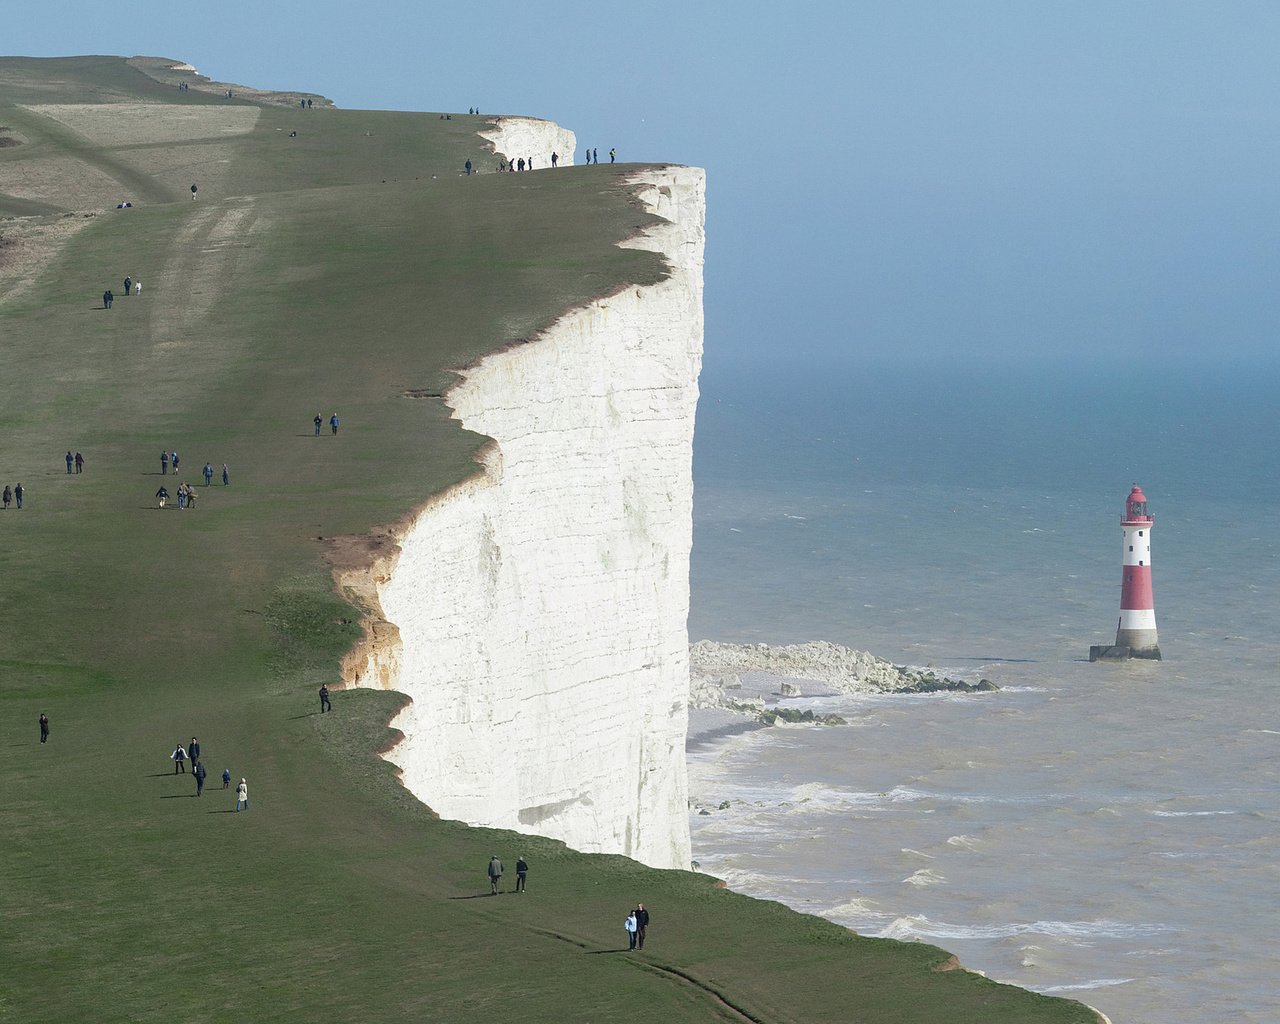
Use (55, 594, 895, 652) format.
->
(235, 778, 248, 812)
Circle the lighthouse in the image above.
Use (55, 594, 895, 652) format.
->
(1090, 484, 1161, 661)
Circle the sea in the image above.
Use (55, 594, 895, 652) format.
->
(686, 354, 1280, 1024)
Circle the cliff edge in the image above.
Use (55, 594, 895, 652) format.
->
(349, 119, 704, 869)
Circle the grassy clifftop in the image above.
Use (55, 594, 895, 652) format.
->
(0, 56, 1097, 1023)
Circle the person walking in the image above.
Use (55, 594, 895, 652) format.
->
(123, 276, 131, 297)
(487, 855, 504, 895)
(134, 280, 142, 296)
(1, 485, 8, 510)
(319, 684, 331, 713)
(593, 148, 598, 164)
(161, 450, 169, 475)
(610, 147, 616, 163)
(14, 483, 23, 509)
(634, 903, 650, 949)
(625, 911, 638, 950)
(103, 289, 113, 308)
(314, 413, 323, 436)
(171, 452, 179, 474)
(194, 760, 207, 796)
(515, 855, 528, 892)
(39, 713, 49, 743)
(222, 463, 229, 486)
(235, 778, 248, 812)
(177, 483, 187, 510)
(74, 452, 83, 474)
(329, 413, 340, 435)
(172, 742, 187, 773)
(465, 159, 472, 176)
(222, 768, 232, 789)
(155, 485, 169, 508)
(203, 462, 213, 486)
(551, 152, 558, 167)
(189, 737, 201, 763)
(65, 451, 74, 474)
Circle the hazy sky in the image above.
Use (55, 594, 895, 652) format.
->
(11, 2, 1280, 368)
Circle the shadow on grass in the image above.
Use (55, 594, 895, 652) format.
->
(286, 713, 317, 720)
(160, 793, 196, 799)
(448, 893, 503, 900)
(209, 809, 238, 814)
(585, 949, 631, 955)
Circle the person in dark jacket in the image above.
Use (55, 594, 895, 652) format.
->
(194, 761, 207, 796)
(103, 289, 113, 308)
(65, 451, 74, 474)
(155, 485, 169, 508)
(515, 856, 528, 892)
(488, 855, 504, 895)
(314, 413, 323, 436)
(161, 450, 169, 475)
(39, 713, 49, 743)
(189, 737, 201, 763)
(74, 452, 83, 473)
(2, 485, 11, 509)
(634, 904, 650, 948)
(319, 684, 331, 713)
(14, 483, 23, 509)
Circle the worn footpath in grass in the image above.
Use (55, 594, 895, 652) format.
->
(0, 56, 1100, 1023)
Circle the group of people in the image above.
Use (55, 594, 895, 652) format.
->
(624, 903, 651, 950)
(103, 275, 141, 308)
(156, 451, 228, 507)
(3, 483, 24, 509)
(486, 854, 529, 894)
(170, 736, 247, 808)
(582, 148, 615, 165)
(64, 451, 84, 474)
(314, 413, 340, 436)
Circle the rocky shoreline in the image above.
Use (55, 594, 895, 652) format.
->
(688, 639, 998, 742)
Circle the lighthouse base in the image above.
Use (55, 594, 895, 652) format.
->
(1089, 643, 1162, 662)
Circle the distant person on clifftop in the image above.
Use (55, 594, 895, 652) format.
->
(172, 742, 187, 774)
(39, 713, 49, 743)
(14, 483, 23, 509)
(74, 452, 83, 474)
(222, 768, 231, 789)
(515, 855, 528, 892)
(65, 451, 73, 474)
(155, 485, 169, 508)
(625, 910, 638, 950)
(319, 684, 331, 713)
(123, 276, 131, 297)
(465, 159, 472, 176)
(203, 462, 213, 486)
(634, 903, 649, 948)
(488, 855, 504, 895)
(222, 463, 229, 486)
(329, 413, 339, 435)
(593, 148, 598, 164)
(551, 152, 558, 167)
(161, 450, 169, 475)
(2, 485, 11, 509)
(517, 158, 524, 172)
(610, 147, 616, 163)
(194, 760, 207, 797)
(314, 413, 323, 436)
(103, 289, 113, 308)
(235, 778, 248, 812)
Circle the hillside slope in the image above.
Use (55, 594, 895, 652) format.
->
(0, 56, 1100, 1024)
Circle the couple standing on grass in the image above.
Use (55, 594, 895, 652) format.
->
(624, 903, 650, 950)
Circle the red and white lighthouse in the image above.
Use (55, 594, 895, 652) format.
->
(1114, 484, 1161, 659)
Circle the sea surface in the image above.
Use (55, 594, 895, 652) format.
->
(687, 355, 1280, 1024)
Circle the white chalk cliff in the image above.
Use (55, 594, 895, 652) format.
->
(351, 147, 704, 870)
(481, 116, 576, 167)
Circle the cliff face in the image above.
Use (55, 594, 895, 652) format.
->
(355, 157, 704, 870)
(481, 116, 576, 167)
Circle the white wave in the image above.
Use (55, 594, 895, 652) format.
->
(946, 834, 982, 850)
(782, 514, 808, 520)
(876, 915, 1174, 942)
(1039, 978, 1135, 994)
(901, 847, 937, 860)
(902, 868, 946, 887)
(1150, 809, 1239, 818)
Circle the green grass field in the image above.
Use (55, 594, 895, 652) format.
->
(0, 57, 1100, 1023)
